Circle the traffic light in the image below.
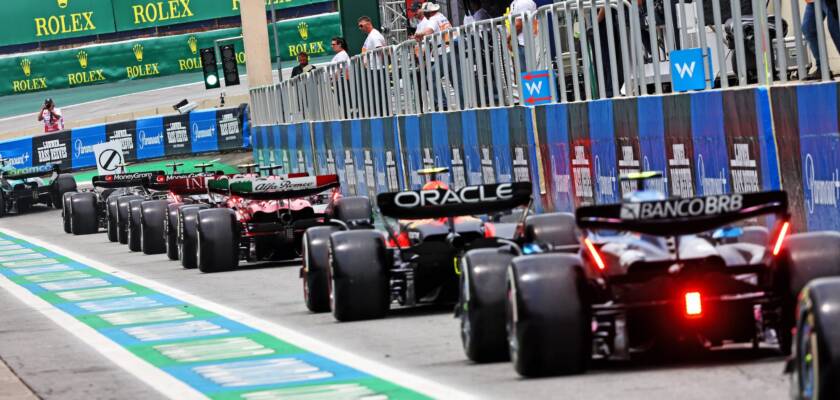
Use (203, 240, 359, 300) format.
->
(220, 44, 240, 86)
(200, 47, 220, 90)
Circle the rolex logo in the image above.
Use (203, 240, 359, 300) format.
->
(77, 50, 88, 69)
(187, 36, 198, 55)
(20, 59, 31, 77)
(57, 0, 69, 8)
(132, 44, 144, 62)
(298, 22, 309, 40)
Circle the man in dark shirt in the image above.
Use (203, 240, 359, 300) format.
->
(290, 52, 315, 78)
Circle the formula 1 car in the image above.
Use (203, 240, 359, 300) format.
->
(190, 172, 371, 273)
(1, 163, 76, 216)
(504, 182, 840, 377)
(63, 171, 161, 237)
(307, 179, 533, 321)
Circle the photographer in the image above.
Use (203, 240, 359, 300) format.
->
(37, 98, 64, 133)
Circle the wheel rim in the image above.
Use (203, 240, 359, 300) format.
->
(799, 312, 820, 400)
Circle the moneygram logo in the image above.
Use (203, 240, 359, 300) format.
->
(77, 50, 88, 69)
(133, 44, 144, 62)
(20, 59, 32, 77)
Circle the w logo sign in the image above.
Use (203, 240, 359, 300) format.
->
(520, 70, 553, 106)
(670, 48, 710, 92)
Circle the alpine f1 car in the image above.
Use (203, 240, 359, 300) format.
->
(1, 163, 76, 216)
(306, 180, 532, 322)
(190, 173, 371, 273)
(503, 183, 840, 377)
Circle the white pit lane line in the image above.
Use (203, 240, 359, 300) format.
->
(0, 227, 475, 400)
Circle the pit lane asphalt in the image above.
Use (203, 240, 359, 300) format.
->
(0, 207, 789, 400)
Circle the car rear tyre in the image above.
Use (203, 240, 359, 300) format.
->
(140, 200, 168, 255)
(51, 175, 77, 209)
(61, 191, 75, 233)
(197, 208, 239, 273)
(178, 205, 209, 269)
(127, 199, 144, 252)
(116, 195, 143, 244)
(302, 226, 339, 313)
(165, 203, 184, 260)
(794, 277, 840, 399)
(332, 196, 373, 227)
(69, 193, 98, 235)
(523, 212, 578, 249)
(105, 195, 122, 242)
(507, 254, 590, 377)
(461, 248, 516, 363)
(330, 230, 390, 321)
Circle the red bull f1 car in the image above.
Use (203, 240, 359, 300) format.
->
(303, 179, 533, 322)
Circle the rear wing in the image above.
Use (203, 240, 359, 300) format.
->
(146, 172, 220, 193)
(377, 182, 533, 219)
(208, 174, 339, 200)
(1, 164, 59, 180)
(92, 171, 162, 188)
(576, 191, 789, 236)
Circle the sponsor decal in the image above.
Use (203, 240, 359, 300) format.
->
(451, 148, 466, 188)
(1, 153, 31, 168)
(36, 139, 68, 164)
(804, 153, 840, 214)
(191, 122, 215, 140)
(218, 112, 240, 138)
(393, 183, 515, 208)
(386, 151, 399, 191)
(730, 142, 760, 193)
(364, 150, 376, 195)
(325, 149, 336, 175)
(480, 147, 495, 184)
(343, 149, 357, 195)
(68, 49, 107, 86)
(137, 130, 163, 150)
(13, 59, 48, 93)
(618, 145, 641, 194)
(165, 121, 189, 147)
(572, 145, 593, 200)
(620, 194, 744, 220)
(131, 0, 194, 25)
(697, 154, 728, 195)
(512, 147, 530, 183)
(251, 177, 317, 192)
(73, 138, 103, 159)
(34, 6, 97, 38)
(668, 143, 694, 198)
(594, 154, 616, 202)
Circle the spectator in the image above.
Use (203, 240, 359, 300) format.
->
(803, 0, 840, 79)
(358, 16, 387, 54)
(359, 16, 389, 115)
(37, 98, 63, 133)
(464, 0, 491, 24)
(330, 37, 350, 65)
(410, 1, 427, 35)
(415, 2, 461, 110)
(509, 0, 537, 71)
(291, 52, 315, 78)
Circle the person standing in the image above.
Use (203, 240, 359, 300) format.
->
(358, 16, 389, 115)
(290, 52, 315, 78)
(330, 37, 350, 65)
(802, 0, 840, 79)
(414, 2, 461, 110)
(509, 0, 537, 71)
(359, 16, 387, 54)
(37, 98, 63, 133)
(464, 0, 491, 24)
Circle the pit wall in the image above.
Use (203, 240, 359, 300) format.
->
(251, 82, 840, 232)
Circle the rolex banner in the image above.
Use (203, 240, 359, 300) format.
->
(0, 12, 340, 96)
(0, 104, 250, 171)
(0, 0, 334, 47)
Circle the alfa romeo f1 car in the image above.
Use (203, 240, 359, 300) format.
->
(304, 180, 533, 322)
(190, 173, 372, 273)
(502, 185, 840, 378)
(1, 163, 76, 216)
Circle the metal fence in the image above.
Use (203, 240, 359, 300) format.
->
(251, 0, 838, 126)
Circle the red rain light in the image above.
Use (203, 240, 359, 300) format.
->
(685, 292, 702, 317)
(584, 238, 605, 270)
(772, 222, 790, 256)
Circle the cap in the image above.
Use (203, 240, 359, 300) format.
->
(420, 2, 440, 12)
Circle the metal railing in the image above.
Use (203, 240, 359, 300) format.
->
(251, 0, 838, 126)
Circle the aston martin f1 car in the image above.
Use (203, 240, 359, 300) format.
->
(1, 163, 76, 216)
(191, 173, 372, 273)
(306, 181, 533, 321)
(504, 187, 840, 378)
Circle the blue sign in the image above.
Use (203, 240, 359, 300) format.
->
(189, 110, 219, 154)
(671, 48, 712, 92)
(71, 125, 106, 169)
(135, 117, 165, 160)
(0, 137, 33, 169)
(520, 70, 554, 106)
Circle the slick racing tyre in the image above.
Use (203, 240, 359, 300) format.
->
(51, 175, 77, 209)
(165, 203, 184, 260)
(140, 200, 168, 255)
(332, 196, 373, 227)
(127, 199, 145, 252)
(178, 205, 209, 269)
(69, 192, 98, 235)
(329, 230, 390, 321)
(461, 248, 516, 363)
(507, 254, 590, 377)
(196, 208, 239, 273)
(780, 232, 840, 355)
(106, 194, 123, 243)
(116, 195, 144, 244)
(62, 191, 75, 233)
(793, 277, 840, 399)
(302, 226, 339, 313)
(523, 212, 578, 249)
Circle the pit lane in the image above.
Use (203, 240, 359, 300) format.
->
(0, 206, 789, 400)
